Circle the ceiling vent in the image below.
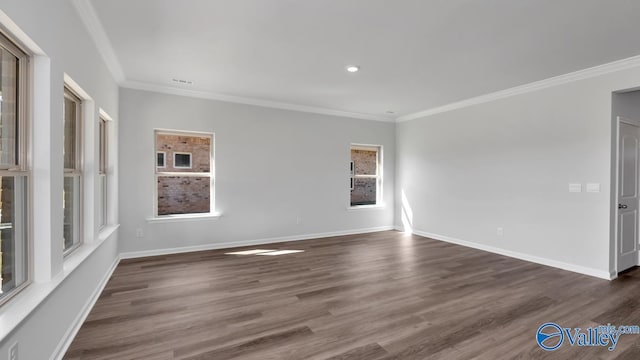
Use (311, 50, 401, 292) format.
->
(172, 78, 193, 85)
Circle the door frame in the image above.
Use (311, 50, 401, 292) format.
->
(613, 116, 640, 275)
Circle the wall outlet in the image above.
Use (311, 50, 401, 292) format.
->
(586, 183, 601, 193)
(135, 228, 144, 238)
(497, 227, 504, 237)
(296, 216, 302, 225)
(9, 342, 18, 360)
(569, 183, 582, 193)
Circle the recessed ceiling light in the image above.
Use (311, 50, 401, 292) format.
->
(346, 65, 360, 73)
(172, 78, 193, 85)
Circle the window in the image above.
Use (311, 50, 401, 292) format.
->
(156, 151, 166, 168)
(63, 87, 82, 253)
(155, 130, 213, 216)
(0, 32, 29, 305)
(98, 117, 107, 229)
(350, 145, 382, 207)
(174, 152, 192, 169)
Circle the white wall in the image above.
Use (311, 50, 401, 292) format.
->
(119, 88, 395, 255)
(0, 0, 120, 359)
(396, 65, 640, 279)
(2, 1, 638, 358)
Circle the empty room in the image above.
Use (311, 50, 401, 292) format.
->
(2, 0, 640, 359)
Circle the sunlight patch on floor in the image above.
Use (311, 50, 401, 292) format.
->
(225, 249, 304, 256)
(256, 250, 304, 256)
(225, 249, 277, 255)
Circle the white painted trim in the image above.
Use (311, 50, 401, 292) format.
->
(397, 54, 640, 122)
(50, 256, 120, 360)
(410, 229, 613, 280)
(347, 204, 386, 211)
(613, 116, 622, 277)
(63, 73, 93, 101)
(122, 80, 394, 122)
(70, 0, 125, 83)
(146, 213, 222, 223)
(120, 226, 394, 259)
(97, 224, 120, 242)
(0, 9, 45, 55)
(99, 108, 114, 122)
(0, 226, 119, 342)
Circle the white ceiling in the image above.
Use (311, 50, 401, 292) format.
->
(84, 0, 640, 121)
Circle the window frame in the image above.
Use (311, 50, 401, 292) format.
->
(0, 30, 31, 307)
(173, 152, 192, 169)
(63, 86, 83, 256)
(98, 116, 107, 230)
(349, 144, 383, 208)
(154, 129, 214, 218)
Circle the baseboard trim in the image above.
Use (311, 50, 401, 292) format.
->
(120, 226, 395, 259)
(410, 229, 613, 280)
(51, 255, 120, 360)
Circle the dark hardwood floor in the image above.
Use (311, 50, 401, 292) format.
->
(64, 231, 640, 359)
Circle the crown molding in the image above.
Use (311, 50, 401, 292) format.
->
(396, 54, 640, 122)
(71, 0, 125, 83)
(122, 80, 394, 122)
(71, 0, 392, 123)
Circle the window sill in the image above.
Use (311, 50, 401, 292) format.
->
(98, 224, 120, 242)
(146, 212, 222, 223)
(0, 223, 120, 341)
(63, 224, 120, 272)
(347, 204, 386, 211)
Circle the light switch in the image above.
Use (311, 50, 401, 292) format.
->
(586, 183, 601, 193)
(569, 183, 582, 193)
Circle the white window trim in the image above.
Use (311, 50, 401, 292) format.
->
(98, 108, 114, 236)
(154, 129, 216, 218)
(173, 152, 192, 169)
(62, 85, 84, 257)
(0, 28, 31, 307)
(0, 223, 119, 342)
(146, 212, 222, 223)
(349, 143, 384, 209)
(98, 116, 108, 230)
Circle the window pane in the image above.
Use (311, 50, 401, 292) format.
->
(174, 153, 191, 168)
(63, 95, 78, 169)
(156, 133, 210, 173)
(351, 178, 377, 206)
(157, 152, 165, 167)
(0, 47, 19, 168)
(351, 149, 377, 175)
(63, 176, 81, 251)
(99, 174, 107, 228)
(157, 176, 210, 216)
(99, 119, 106, 174)
(0, 176, 28, 298)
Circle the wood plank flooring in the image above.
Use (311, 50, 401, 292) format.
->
(64, 231, 640, 359)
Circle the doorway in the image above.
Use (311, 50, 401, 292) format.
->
(613, 90, 640, 274)
(616, 116, 640, 272)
